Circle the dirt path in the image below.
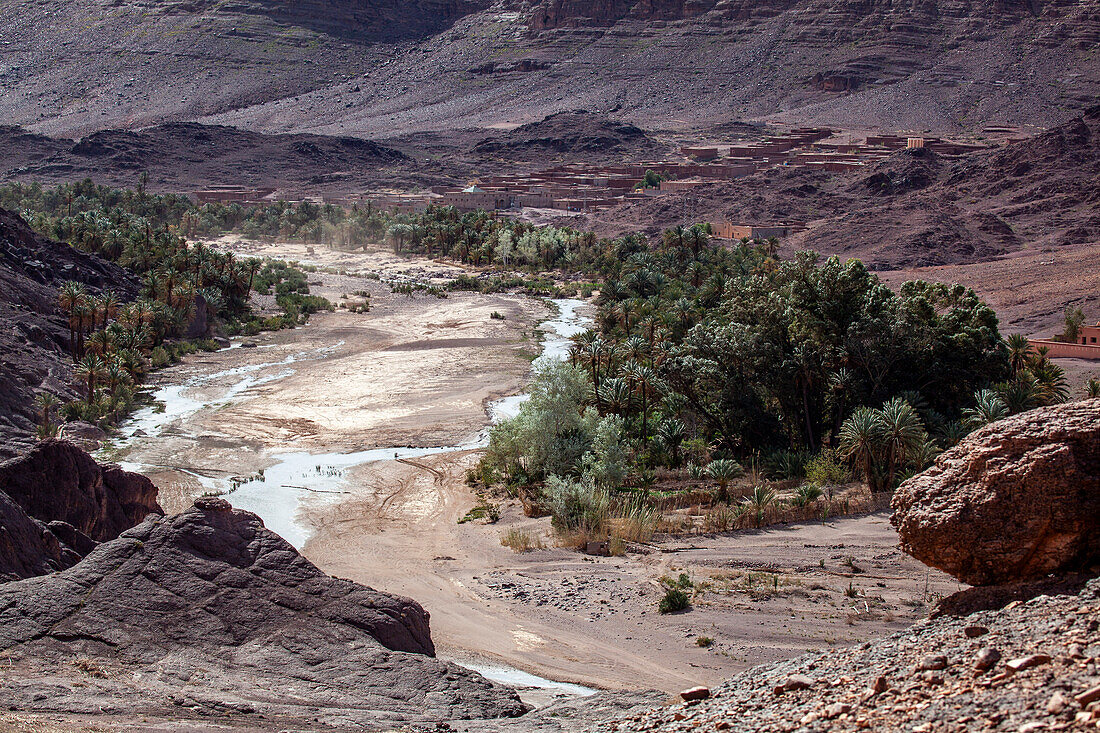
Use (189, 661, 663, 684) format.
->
(304, 449, 960, 692)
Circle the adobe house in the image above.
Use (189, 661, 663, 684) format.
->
(1028, 321, 1100, 360)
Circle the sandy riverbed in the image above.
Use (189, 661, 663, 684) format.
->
(114, 240, 960, 695)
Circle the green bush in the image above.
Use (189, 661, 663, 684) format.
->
(659, 587, 690, 614)
(805, 449, 850, 486)
(150, 346, 170, 369)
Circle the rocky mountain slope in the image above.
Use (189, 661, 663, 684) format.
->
(0, 440, 161, 581)
(0, 0, 1095, 138)
(0, 208, 138, 458)
(582, 104, 1100, 270)
(595, 576, 1100, 733)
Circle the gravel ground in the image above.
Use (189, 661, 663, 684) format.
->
(592, 577, 1100, 732)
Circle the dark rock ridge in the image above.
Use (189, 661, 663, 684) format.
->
(0, 497, 528, 728)
(892, 399, 1100, 586)
(0, 208, 139, 457)
(227, 0, 490, 43)
(0, 440, 161, 581)
(0, 439, 162, 544)
(1, 122, 410, 192)
(473, 111, 659, 157)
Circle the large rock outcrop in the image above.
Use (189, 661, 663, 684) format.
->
(892, 399, 1100, 586)
(0, 439, 161, 543)
(0, 497, 527, 727)
(0, 440, 160, 581)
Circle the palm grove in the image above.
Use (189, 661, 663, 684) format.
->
(481, 230, 1074, 544)
(3, 181, 329, 434)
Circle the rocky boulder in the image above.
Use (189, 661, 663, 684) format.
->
(0, 490, 78, 581)
(0, 439, 162, 543)
(0, 497, 527, 726)
(892, 400, 1100, 586)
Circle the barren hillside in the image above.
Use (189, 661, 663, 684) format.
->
(0, 0, 1095, 138)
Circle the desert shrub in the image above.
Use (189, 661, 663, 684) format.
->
(743, 484, 778, 527)
(612, 496, 659, 543)
(149, 346, 171, 369)
(500, 528, 543, 553)
(659, 587, 690, 614)
(545, 474, 609, 533)
(705, 503, 746, 532)
(490, 311, 505, 320)
(696, 636, 715, 647)
(764, 449, 810, 480)
(805, 449, 849, 486)
(789, 483, 824, 508)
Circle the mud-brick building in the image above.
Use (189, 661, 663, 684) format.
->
(1029, 321, 1100, 360)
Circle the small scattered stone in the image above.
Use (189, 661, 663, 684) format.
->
(1047, 691, 1069, 715)
(1068, 644, 1086, 659)
(922, 671, 944, 686)
(781, 674, 814, 692)
(872, 676, 889, 694)
(965, 625, 990, 638)
(824, 702, 852, 719)
(715, 722, 732, 730)
(975, 648, 1002, 672)
(1077, 686, 1100, 707)
(920, 654, 948, 671)
(679, 686, 710, 702)
(1006, 654, 1052, 673)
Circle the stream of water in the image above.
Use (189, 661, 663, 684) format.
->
(111, 297, 595, 696)
(115, 298, 592, 547)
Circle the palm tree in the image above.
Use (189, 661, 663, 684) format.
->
(74, 354, 107, 398)
(99, 290, 121, 329)
(962, 389, 1009, 430)
(58, 281, 87, 357)
(1087, 378, 1100, 399)
(876, 397, 928, 488)
(656, 418, 686, 467)
(707, 459, 744, 503)
(34, 392, 59, 428)
(1029, 359, 1069, 405)
(1006, 333, 1031, 374)
(838, 407, 882, 492)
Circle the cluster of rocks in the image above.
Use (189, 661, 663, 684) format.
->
(597, 578, 1099, 732)
(477, 567, 639, 619)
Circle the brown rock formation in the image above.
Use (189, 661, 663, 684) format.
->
(0, 498, 528, 726)
(892, 400, 1100, 586)
(0, 441, 161, 581)
(0, 439, 162, 544)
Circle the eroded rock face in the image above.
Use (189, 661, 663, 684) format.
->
(0, 439, 162, 543)
(0, 498, 527, 725)
(892, 400, 1100, 586)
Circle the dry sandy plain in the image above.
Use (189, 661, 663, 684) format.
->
(112, 240, 961, 698)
